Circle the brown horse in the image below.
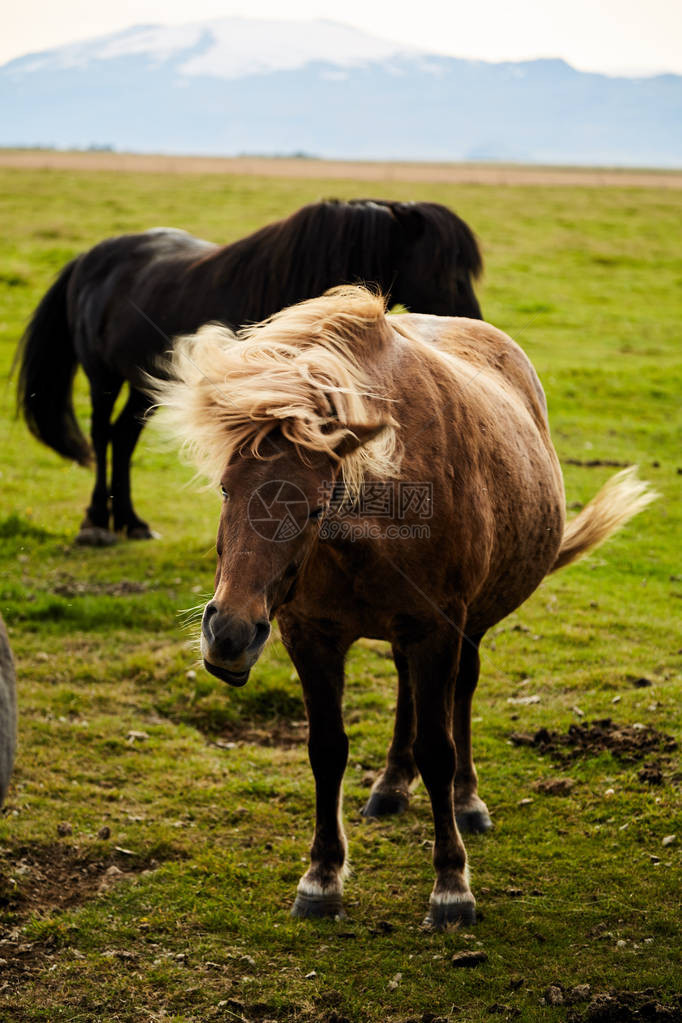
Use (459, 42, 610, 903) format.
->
(156, 287, 654, 927)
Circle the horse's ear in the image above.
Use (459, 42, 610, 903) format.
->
(334, 422, 389, 460)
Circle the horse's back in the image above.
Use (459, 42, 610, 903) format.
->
(391, 313, 549, 428)
(0, 614, 16, 805)
(386, 313, 565, 630)
(69, 229, 217, 378)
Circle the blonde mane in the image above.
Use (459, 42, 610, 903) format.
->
(154, 286, 400, 494)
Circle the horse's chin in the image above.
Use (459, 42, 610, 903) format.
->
(203, 660, 251, 688)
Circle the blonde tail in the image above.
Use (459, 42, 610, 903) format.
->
(552, 466, 658, 573)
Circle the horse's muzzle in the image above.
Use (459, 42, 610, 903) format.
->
(200, 604, 270, 686)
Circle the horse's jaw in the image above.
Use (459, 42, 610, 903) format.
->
(203, 660, 251, 688)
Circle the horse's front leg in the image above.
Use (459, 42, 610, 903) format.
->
(282, 624, 351, 919)
(362, 646, 417, 818)
(409, 622, 476, 929)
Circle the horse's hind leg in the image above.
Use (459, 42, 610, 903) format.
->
(453, 635, 492, 834)
(362, 646, 418, 818)
(282, 624, 351, 920)
(410, 622, 476, 928)
(77, 375, 122, 545)
(111, 387, 155, 539)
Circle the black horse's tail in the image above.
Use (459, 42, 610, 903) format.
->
(16, 258, 92, 467)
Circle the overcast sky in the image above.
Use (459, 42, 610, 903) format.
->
(2, 0, 681, 76)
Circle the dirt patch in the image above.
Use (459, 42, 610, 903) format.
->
(532, 777, 576, 795)
(2, 150, 682, 189)
(0, 842, 165, 925)
(563, 459, 633, 468)
(510, 719, 677, 764)
(566, 989, 682, 1022)
(52, 574, 149, 597)
(212, 717, 308, 750)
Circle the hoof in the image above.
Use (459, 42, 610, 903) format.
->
(456, 808, 493, 834)
(291, 891, 346, 919)
(125, 525, 159, 540)
(423, 896, 476, 930)
(362, 789, 409, 819)
(74, 526, 117, 547)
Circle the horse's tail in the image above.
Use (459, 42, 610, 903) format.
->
(551, 466, 657, 573)
(15, 258, 92, 467)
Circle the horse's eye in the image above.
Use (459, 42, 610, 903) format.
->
(309, 507, 325, 520)
(220, 485, 229, 500)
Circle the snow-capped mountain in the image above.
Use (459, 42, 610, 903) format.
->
(2, 18, 681, 166)
(9, 18, 427, 79)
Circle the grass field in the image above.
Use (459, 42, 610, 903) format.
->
(0, 164, 680, 1023)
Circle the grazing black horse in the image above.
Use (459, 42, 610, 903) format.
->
(16, 198, 482, 543)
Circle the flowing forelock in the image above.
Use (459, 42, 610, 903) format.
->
(153, 286, 399, 495)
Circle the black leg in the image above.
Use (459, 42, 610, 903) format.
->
(111, 387, 155, 538)
(77, 375, 122, 544)
(453, 634, 492, 834)
(281, 622, 351, 919)
(363, 646, 418, 817)
(408, 619, 476, 929)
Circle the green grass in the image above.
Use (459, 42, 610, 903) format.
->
(0, 165, 680, 1023)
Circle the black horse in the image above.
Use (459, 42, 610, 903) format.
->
(16, 198, 482, 543)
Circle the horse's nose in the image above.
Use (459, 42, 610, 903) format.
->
(202, 605, 270, 661)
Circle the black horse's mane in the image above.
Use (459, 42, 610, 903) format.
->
(198, 199, 482, 322)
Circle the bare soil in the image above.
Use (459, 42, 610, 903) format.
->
(510, 719, 678, 763)
(566, 989, 682, 1022)
(1, 150, 681, 188)
(0, 842, 164, 925)
(211, 717, 308, 749)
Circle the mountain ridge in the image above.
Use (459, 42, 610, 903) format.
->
(3, 17, 681, 167)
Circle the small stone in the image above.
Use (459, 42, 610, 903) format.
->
(186, 669, 197, 680)
(57, 822, 72, 836)
(570, 984, 591, 1002)
(616, 938, 627, 948)
(126, 730, 149, 743)
(451, 950, 488, 968)
(388, 972, 402, 989)
(518, 797, 534, 806)
(604, 788, 615, 797)
(545, 985, 564, 1006)
(662, 834, 676, 846)
(304, 969, 317, 980)
(97, 825, 111, 840)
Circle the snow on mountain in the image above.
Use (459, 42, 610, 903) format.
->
(7, 18, 425, 80)
(2, 17, 681, 166)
